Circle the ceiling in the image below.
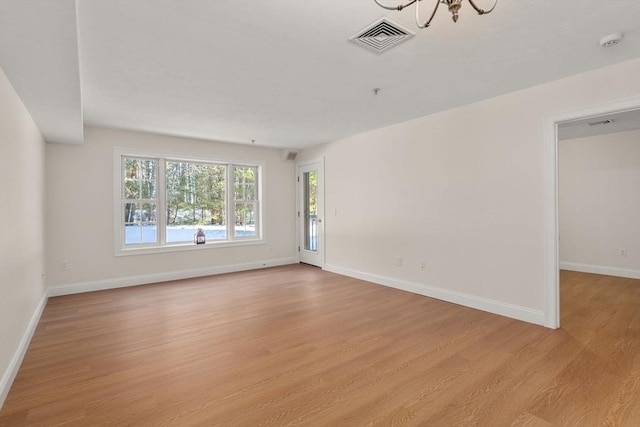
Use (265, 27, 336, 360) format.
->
(1, 0, 639, 149)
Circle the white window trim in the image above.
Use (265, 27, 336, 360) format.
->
(113, 147, 265, 256)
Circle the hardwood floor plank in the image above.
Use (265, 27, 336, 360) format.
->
(1, 266, 638, 426)
(509, 412, 554, 427)
(603, 353, 640, 427)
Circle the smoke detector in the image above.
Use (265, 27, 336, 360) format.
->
(600, 33, 623, 48)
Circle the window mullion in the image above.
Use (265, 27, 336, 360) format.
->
(255, 168, 260, 238)
(228, 164, 235, 240)
(158, 159, 166, 245)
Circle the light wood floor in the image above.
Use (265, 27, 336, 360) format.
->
(1, 266, 638, 426)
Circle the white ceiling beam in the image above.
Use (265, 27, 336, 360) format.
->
(0, 0, 83, 144)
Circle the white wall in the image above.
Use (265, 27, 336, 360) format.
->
(559, 129, 640, 278)
(299, 59, 640, 325)
(45, 126, 297, 292)
(0, 68, 47, 407)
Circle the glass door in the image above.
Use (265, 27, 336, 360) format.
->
(298, 161, 324, 267)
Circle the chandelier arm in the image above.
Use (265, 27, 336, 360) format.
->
(416, 0, 441, 29)
(467, 0, 497, 15)
(373, 0, 419, 12)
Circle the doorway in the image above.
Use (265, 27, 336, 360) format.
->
(297, 159, 324, 267)
(543, 96, 640, 328)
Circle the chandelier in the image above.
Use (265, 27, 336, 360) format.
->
(373, 0, 497, 29)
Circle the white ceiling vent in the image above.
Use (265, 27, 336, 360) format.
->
(349, 17, 414, 54)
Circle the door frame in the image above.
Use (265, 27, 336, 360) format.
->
(542, 95, 640, 329)
(296, 157, 325, 268)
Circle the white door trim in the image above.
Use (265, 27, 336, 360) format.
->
(543, 95, 640, 329)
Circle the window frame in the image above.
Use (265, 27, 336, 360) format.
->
(232, 164, 260, 240)
(121, 156, 160, 247)
(114, 148, 264, 256)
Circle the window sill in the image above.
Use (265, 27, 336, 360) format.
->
(115, 238, 266, 257)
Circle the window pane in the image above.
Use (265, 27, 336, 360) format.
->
(166, 161, 226, 242)
(124, 180, 140, 199)
(125, 158, 140, 179)
(124, 202, 157, 244)
(234, 183, 244, 201)
(244, 167, 256, 184)
(125, 224, 157, 245)
(141, 160, 156, 198)
(303, 171, 318, 252)
(124, 202, 137, 225)
(234, 166, 256, 201)
(142, 178, 156, 199)
(124, 158, 140, 200)
(245, 184, 255, 200)
(141, 203, 156, 223)
(124, 158, 156, 199)
(235, 203, 256, 237)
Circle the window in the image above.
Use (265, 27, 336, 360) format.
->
(234, 166, 258, 238)
(166, 161, 227, 242)
(123, 158, 158, 245)
(116, 150, 262, 254)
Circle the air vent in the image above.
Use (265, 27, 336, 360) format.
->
(349, 17, 414, 54)
(282, 149, 298, 161)
(588, 119, 614, 127)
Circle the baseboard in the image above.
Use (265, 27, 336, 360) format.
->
(0, 291, 48, 410)
(48, 257, 299, 297)
(559, 261, 640, 279)
(324, 264, 545, 326)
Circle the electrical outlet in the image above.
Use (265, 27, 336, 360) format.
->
(396, 257, 402, 267)
(421, 261, 426, 271)
(620, 249, 627, 257)
(60, 260, 68, 271)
